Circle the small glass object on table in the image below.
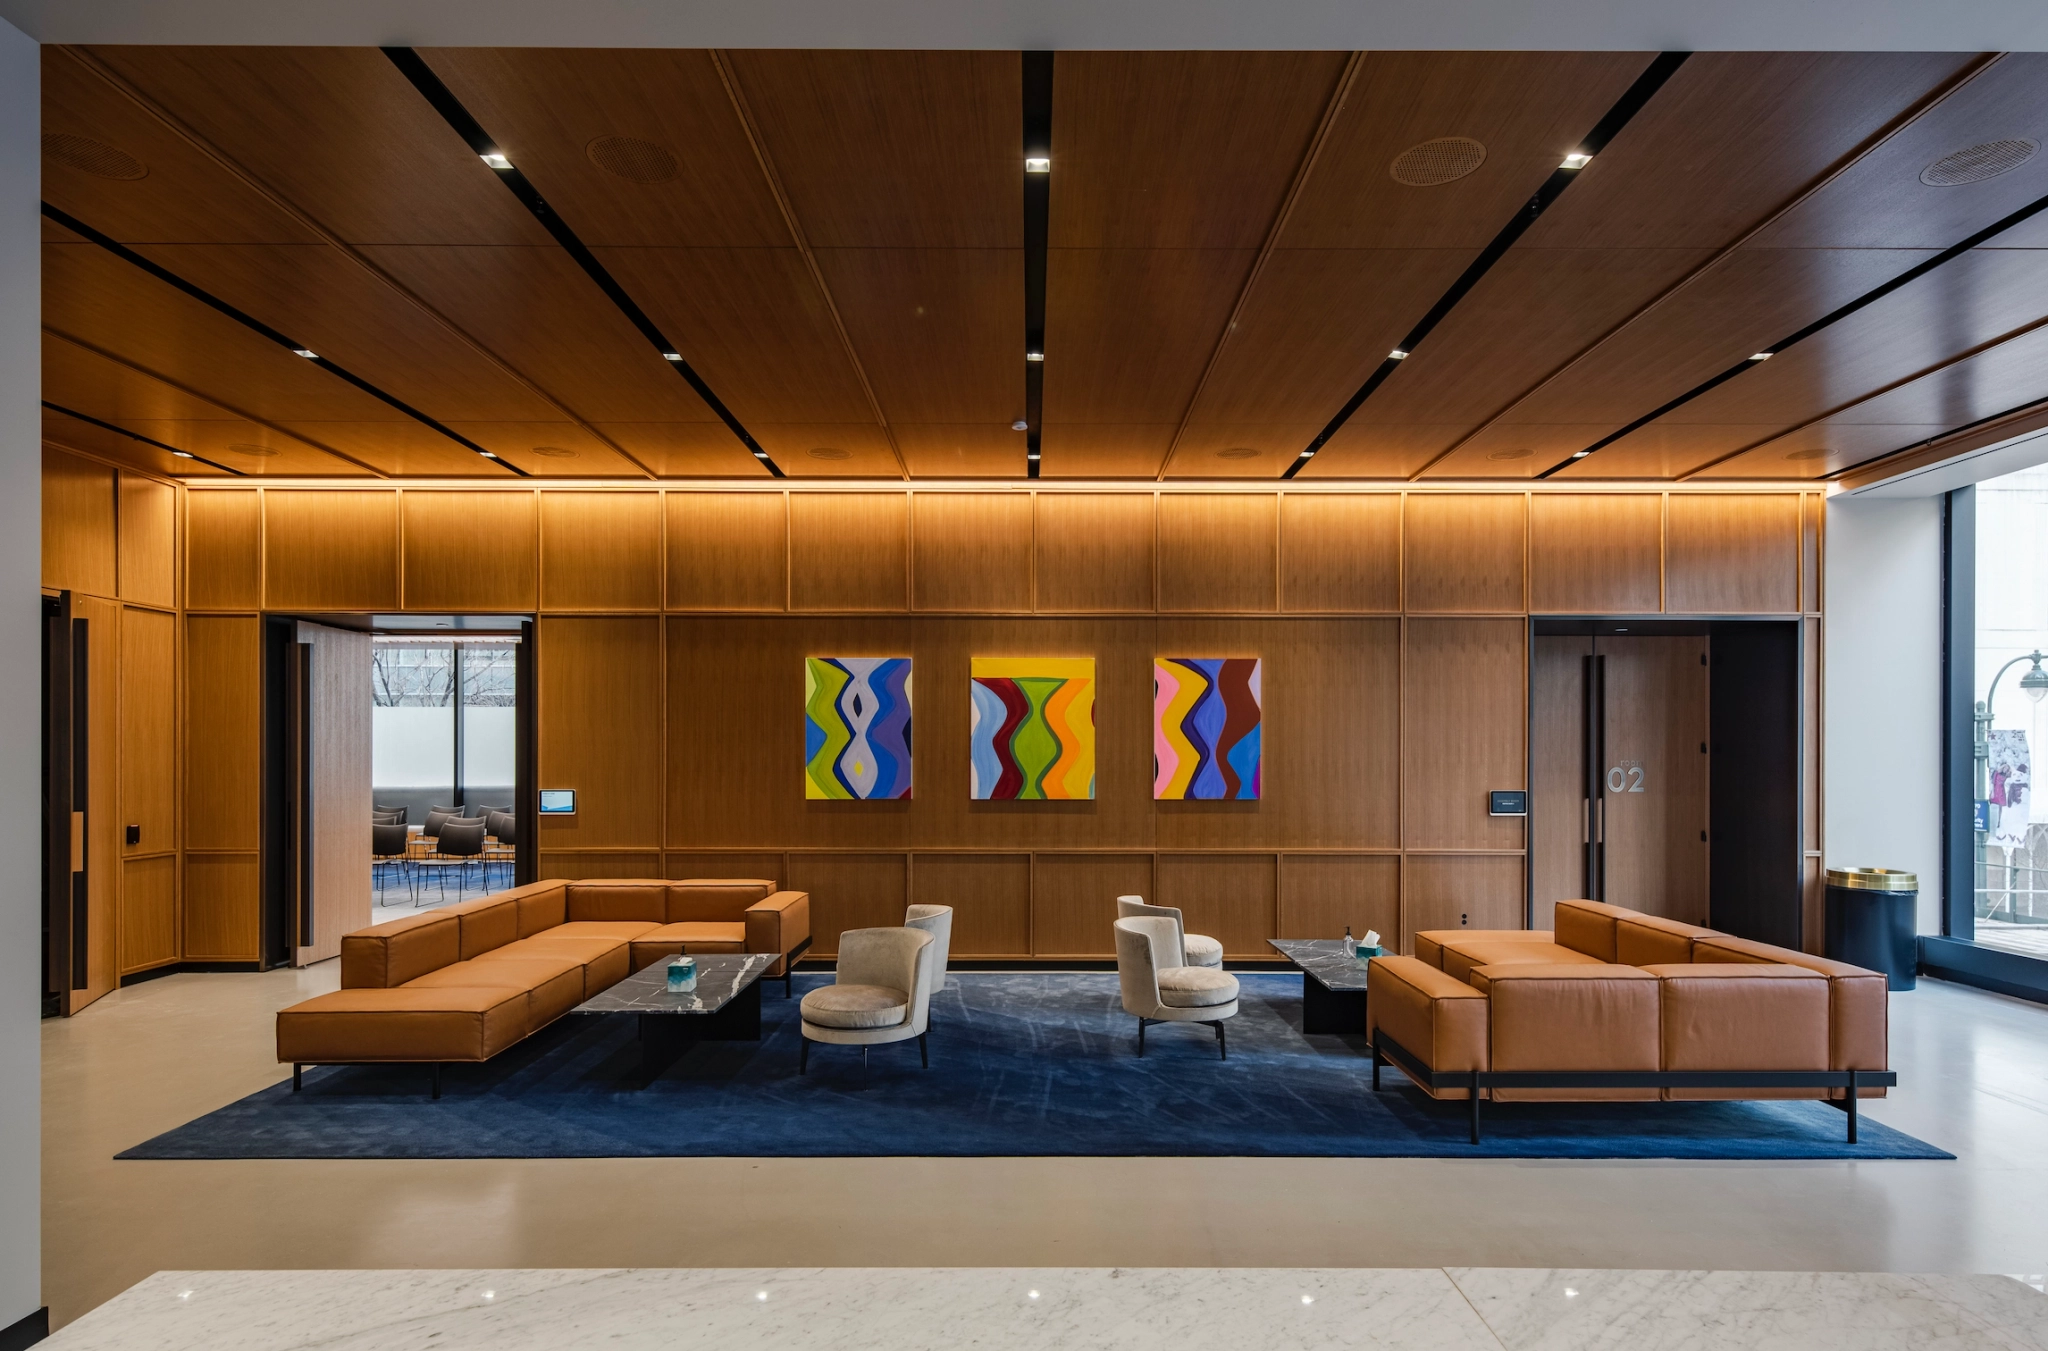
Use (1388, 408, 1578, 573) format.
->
(666, 954, 698, 993)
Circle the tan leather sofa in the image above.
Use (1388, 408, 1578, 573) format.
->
(276, 877, 810, 1095)
(1367, 899, 1892, 1142)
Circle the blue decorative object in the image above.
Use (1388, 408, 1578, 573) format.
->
(666, 955, 698, 993)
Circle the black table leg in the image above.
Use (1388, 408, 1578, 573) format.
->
(1301, 975, 1370, 1034)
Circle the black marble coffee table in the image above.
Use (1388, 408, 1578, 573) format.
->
(575, 954, 775, 1081)
(1267, 939, 1375, 1034)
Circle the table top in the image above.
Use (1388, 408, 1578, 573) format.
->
(1267, 938, 1377, 991)
(574, 954, 774, 1016)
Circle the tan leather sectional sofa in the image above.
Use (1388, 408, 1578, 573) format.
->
(1366, 900, 1892, 1142)
(276, 878, 810, 1095)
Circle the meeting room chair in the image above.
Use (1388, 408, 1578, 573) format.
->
(373, 807, 406, 826)
(798, 926, 936, 1078)
(1113, 915, 1239, 1059)
(483, 811, 518, 889)
(371, 822, 412, 903)
(1116, 895, 1224, 968)
(421, 809, 457, 840)
(903, 904, 954, 1020)
(416, 820, 486, 903)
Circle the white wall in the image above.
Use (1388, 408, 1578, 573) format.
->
(1824, 495, 1945, 933)
(0, 13, 37, 1330)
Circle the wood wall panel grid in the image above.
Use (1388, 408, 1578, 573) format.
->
(541, 491, 662, 612)
(1801, 854, 1825, 958)
(1664, 493, 1801, 613)
(263, 489, 400, 611)
(789, 853, 911, 956)
(664, 852, 791, 889)
(42, 447, 116, 598)
(911, 852, 1032, 957)
(185, 488, 262, 611)
(183, 852, 262, 962)
(120, 855, 179, 975)
(1158, 493, 1277, 612)
(184, 615, 263, 851)
(1279, 493, 1401, 613)
(539, 850, 665, 881)
(1033, 492, 1156, 612)
(400, 490, 538, 612)
(912, 493, 1033, 613)
(77, 594, 121, 1008)
(1527, 494, 1662, 614)
(1403, 617, 1528, 851)
(1277, 853, 1400, 946)
(1031, 852, 1153, 956)
(789, 492, 911, 612)
(1804, 615, 1822, 855)
(1401, 853, 1527, 954)
(298, 621, 372, 965)
(1802, 493, 1822, 614)
(667, 491, 788, 611)
(1403, 493, 1527, 613)
(118, 473, 179, 609)
(119, 606, 178, 859)
(538, 616, 666, 852)
(1156, 852, 1277, 957)
(1153, 617, 1399, 851)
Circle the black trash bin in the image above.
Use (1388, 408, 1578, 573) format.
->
(1824, 867, 1918, 991)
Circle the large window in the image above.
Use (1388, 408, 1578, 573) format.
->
(371, 639, 519, 819)
(1971, 466, 2048, 958)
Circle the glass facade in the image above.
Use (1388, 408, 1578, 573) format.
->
(371, 640, 518, 817)
(1970, 466, 2048, 959)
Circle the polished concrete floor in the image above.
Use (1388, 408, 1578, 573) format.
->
(42, 965, 2048, 1330)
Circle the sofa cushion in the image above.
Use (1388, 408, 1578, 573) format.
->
(1181, 934, 1226, 968)
(1642, 963, 1829, 1099)
(1439, 939, 1602, 985)
(339, 910, 458, 989)
(447, 895, 520, 960)
(629, 922, 747, 970)
(1477, 963, 1661, 1101)
(403, 956, 588, 1027)
(565, 881, 668, 925)
(1414, 929, 1551, 971)
(1616, 913, 1717, 967)
(667, 879, 776, 923)
(550, 921, 662, 943)
(1691, 935, 1887, 1093)
(276, 986, 530, 1064)
(1552, 899, 1641, 962)
(744, 892, 812, 976)
(802, 983, 909, 1029)
(514, 883, 567, 937)
(1158, 965, 1239, 1008)
(475, 935, 630, 998)
(1364, 956, 1487, 1100)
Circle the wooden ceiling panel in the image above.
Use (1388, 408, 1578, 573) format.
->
(1421, 422, 1638, 479)
(586, 424, 773, 478)
(813, 247, 1020, 424)
(1692, 426, 1928, 480)
(1052, 52, 1347, 249)
(728, 50, 1020, 250)
(594, 245, 876, 427)
(424, 48, 787, 249)
(43, 411, 233, 479)
(1039, 425, 1185, 479)
(746, 423, 901, 477)
(43, 48, 320, 245)
(1554, 424, 1795, 479)
(1299, 424, 1485, 479)
(1159, 422, 1318, 479)
(354, 244, 720, 424)
(1280, 52, 1653, 251)
(437, 424, 647, 477)
(136, 243, 563, 422)
(1752, 53, 2048, 250)
(894, 425, 1029, 478)
(1044, 247, 1254, 431)
(263, 423, 513, 477)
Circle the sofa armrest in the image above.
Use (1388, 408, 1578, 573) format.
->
(745, 890, 812, 962)
(1366, 956, 1488, 1099)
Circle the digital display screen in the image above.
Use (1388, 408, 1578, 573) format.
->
(538, 790, 577, 815)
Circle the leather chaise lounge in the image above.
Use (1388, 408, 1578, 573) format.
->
(275, 878, 810, 1095)
(1366, 899, 1894, 1143)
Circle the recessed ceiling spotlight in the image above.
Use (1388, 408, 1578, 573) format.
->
(1025, 351, 1045, 362)
(291, 347, 318, 359)
(1297, 449, 1314, 459)
(1217, 447, 1260, 460)
(662, 352, 684, 362)
(1560, 151, 1592, 169)
(480, 151, 513, 170)
(1571, 450, 1592, 458)
(1486, 448, 1534, 461)
(171, 450, 195, 459)
(479, 450, 499, 459)
(1388, 349, 1410, 360)
(1749, 351, 1774, 361)
(1025, 156, 1051, 174)
(1012, 419, 1029, 431)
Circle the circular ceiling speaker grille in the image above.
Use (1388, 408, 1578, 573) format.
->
(587, 136, 680, 183)
(43, 133, 146, 180)
(1389, 137, 1486, 187)
(1784, 448, 1830, 462)
(226, 443, 278, 458)
(530, 445, 578, 458)
(1921, 139, 2038, 187)
(1216, 447, 1261, 460)
(807, 447, 851, 461)
(1486, 448, 1534, 461)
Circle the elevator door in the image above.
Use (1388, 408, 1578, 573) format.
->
(1532, 633, 1708, 925)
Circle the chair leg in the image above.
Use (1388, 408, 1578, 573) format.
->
(1370, 1037, 1382, 1091)
(799, 1036, 809, 1075)
(431, 1063, 443, 1101)
(1137, 1018, 1147, 1057)
(292, 1064, 302, 1092)
(1214, 1019, 1227, 1061)
(919, 1032, 928, 1068)
(1468, 1069, 1482, 1145)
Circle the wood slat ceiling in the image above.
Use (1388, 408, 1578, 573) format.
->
(38, 46, 2048, 487)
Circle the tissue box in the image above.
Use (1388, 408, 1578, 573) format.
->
(666, 955, 699, 993)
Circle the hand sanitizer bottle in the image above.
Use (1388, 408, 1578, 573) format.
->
(1343, 926, 1355, 960)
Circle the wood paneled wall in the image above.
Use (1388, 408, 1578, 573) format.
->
(178, 482, 1818, 960)
(41, 447, 184, 999)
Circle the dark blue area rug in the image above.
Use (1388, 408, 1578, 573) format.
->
(121, 973, 1951, 1161)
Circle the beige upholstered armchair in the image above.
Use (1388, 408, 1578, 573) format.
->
(1116, 895, 1223, 968)
(903, 904, 954, 1000)
(799, 926, 937, 1074)
(1113, 915, 1239, 1059)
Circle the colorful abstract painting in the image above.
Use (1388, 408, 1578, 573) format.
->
(969, 657, 1096, 800)
(1154, 658, 1262, 800)
(805, 658, 913, 799)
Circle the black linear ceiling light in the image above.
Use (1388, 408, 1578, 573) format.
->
(382, 47, 785, 478)
(1284, 51, 1690, 479)
(1020, 50, 1053, 480)
(45, 400, 247, 475)
(43, 202, 528, 475)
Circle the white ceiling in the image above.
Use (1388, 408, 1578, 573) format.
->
(2, 0, 2046, 50)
